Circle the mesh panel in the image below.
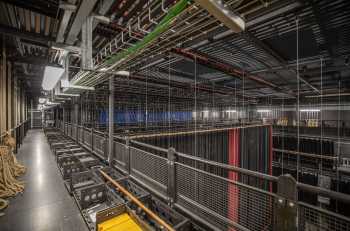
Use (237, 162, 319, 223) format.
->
(299, 203, 350, 231)
(84, 129, 91, 147)
(130, 147, 168, 196)
(176, 163, 274, 231)
(113, 141, 128, 171)
(78, 127, 84, 143)
(93, 133, 106, 158)
(67, 124, 72, 137)
(72, 125, 77, 140)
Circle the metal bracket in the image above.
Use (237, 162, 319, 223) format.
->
(167, 147, 177, 207)
(274, 174, 297, 231)
(137, 17, 150, 34)
(148, 8, 158, 25)
(162, 0, 168, 13)
(129, 25, 142, 41)
(121, 31, 134, 46)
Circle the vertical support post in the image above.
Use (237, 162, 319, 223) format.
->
(108, 76, 114, 163)
(167, 147, 177, 207)
(126, 137, 130, 173)
(274, 174, 297, 231)
(74, 99, 79, 141)
(30, 99, 33, 129)
(62, 106, 66, 134)
(81, 17, 93, 70)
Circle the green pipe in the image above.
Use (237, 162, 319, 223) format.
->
(105, 0, 191, 66)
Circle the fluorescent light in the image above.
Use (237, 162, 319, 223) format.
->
(226, 110, 237, 113)
(257, 109, 271, 113)
(300, 109, 320, 112)
(115, 70, 130, 76)
(42, 66, 65, 90)
(46, 101, 60, 105)
(38, 97, 46, 104)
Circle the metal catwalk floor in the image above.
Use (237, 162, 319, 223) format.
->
(0, 130, 88, 231)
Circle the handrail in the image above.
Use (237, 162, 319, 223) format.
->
(176, 150, 278, 182)
(100, 170, 175, 231)
(273, 148, 338, 160)
(130, 139, 168, 153)
(297, 182, 350, 204)
(0, 120, 30, 138)
(60, 122, 350, 204)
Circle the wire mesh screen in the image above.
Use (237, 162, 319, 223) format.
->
(72, 125, 77, 140)
(67, 124, 72, 137)
(83, 129, 91, 147)
(78, 127, 83, 143)
(176, 163, 274, 231)
(113, 141, 128, 171)
(130, 147, 168, 196)
(93, 133, 106, 158)
(298, 203, 350, 231)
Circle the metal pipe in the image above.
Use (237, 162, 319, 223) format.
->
(297, 182, 350, 204)
(99, 170, 176, 231)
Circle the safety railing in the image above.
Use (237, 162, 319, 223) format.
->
(58, 122, 350, 231)
(0, 120, 30, 153)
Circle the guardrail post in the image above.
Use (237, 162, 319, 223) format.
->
(274, 174, 297, 231)
(167, 147, 177, 207)
(126, 137, 130, 174)
(91, 127, 94, 151)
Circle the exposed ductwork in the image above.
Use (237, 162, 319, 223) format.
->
(194, 0, 245, 33)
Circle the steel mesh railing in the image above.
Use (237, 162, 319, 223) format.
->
(298, 202, 350, 231)
(67, 124, 72, 137)
(176, 163, 275, 231)
(130, 147, 168, 196)
(93, 133, 106, 158)
(72, 125, 77, 139)
(113, 141, 128, 171)
(78, 127, 84, 143)
(83, 129, 91, 147)
(54, 122, 350, 231)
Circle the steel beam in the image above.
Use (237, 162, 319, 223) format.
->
(56, 0, 77, 43)
(243, 32, 320, 94)
(0, 0, 58, 18)
(0, 24, 54, 43)
(92, 0, 116, 31)
(171, 48, 295, 97)
(10, 55, 48, 65)
(65, 0, 99, 45)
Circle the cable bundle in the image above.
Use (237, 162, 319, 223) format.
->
(3, 134, 26, 177)
(0, 146, 25, 198)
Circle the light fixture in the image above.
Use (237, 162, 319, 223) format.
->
(115, 70, 130, 76)
(300, 109, 320, 112)
(257, 109, 271, 113)
(226, 110, 237, 113)
(38, 97, 47, 104)
(42, 65, 65, 91)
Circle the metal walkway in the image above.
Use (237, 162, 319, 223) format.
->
(0, 130, 88, 231)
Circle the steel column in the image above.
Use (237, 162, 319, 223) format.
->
(108, 76, 114, 163)
(167, 147, 177, 207)
(274, 174, 297, 231)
